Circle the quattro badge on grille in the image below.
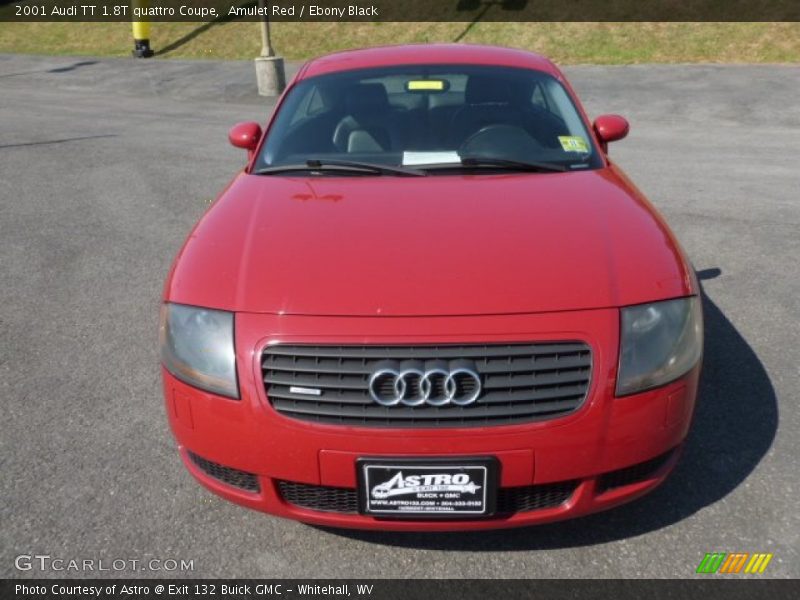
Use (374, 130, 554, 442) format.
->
(289, 386, 322, 396)
(368, 360, 482, 407)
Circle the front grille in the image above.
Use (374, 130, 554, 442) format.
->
(262, 342, 592, 427)
(276, 480, 576, 515)
(597, 449, 675, 493)
(188, 452, 260, 492)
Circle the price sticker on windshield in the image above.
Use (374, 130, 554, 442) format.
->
(558, 136, 589, 152)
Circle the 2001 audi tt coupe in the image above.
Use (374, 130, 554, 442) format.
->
(160, 44, 703, 530)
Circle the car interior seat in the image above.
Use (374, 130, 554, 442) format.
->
(332, 83, 401, 153)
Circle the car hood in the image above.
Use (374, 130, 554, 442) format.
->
(165, 167, 694, 316)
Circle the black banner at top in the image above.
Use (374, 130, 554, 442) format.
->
(1, 0, 799, 22)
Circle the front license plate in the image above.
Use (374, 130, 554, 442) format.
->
(357, 457, 497, 518)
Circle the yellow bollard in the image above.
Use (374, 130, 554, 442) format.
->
(131, 0, 154, 57)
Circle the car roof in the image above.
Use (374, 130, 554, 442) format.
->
(299, 43, 563, 80)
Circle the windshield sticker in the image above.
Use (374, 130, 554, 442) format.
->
(402, 151, 460, 166)
(406, 79, 448, 92)
(558, 136, 589, 153)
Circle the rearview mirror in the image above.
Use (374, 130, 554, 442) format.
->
(593, 114, 629, 145)
(228, 122, 262, 158)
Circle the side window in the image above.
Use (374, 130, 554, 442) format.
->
(289, 85, 326, 126)
(531, 84, 548, 111)
(540, 80, 569, 123)
(306, 87, 326, 116)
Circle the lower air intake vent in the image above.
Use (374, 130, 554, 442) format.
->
(597, 449, 675, 493)
(188, 451, 260, 492)
(278, 481, 359, 513)
(497, 481, 578, 513)
(276, 480, 577, 515)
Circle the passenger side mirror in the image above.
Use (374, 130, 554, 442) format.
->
(593, 114, 629, 146)
(228, 121, 262, 159)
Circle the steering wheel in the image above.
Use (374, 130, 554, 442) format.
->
(459, 124, 543, 157)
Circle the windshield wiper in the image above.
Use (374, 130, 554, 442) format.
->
(418, 156, 566, 173)
(254, 159, 426, 177)
(458, 156, 567, 173)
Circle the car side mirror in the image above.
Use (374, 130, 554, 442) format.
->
(228, 122, 262, 159)
(593, 115, 629, 148)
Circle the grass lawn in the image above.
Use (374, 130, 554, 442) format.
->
(0, 22, 798, 64)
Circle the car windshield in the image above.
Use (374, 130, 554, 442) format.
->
(257, 65, 603, 174)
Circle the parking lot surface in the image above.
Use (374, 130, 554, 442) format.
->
(1, 54, 798, 578)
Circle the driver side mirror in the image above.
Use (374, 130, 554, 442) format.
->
(228, 121, 262, 159)
(593, 114, 629, 148)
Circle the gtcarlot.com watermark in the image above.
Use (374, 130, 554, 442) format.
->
(15, 554, 195, 573)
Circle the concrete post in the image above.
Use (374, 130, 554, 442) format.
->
(254, 0, 286, 96)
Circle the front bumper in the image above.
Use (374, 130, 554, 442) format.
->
(163, 308, 699, 531)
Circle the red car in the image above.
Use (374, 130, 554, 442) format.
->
(160, 44, 703, 530)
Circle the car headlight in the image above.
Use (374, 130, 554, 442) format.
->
(616, 296, 703, 396)
(159, 303, 238, 398)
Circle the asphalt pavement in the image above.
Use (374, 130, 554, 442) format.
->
(1, 54, 798, 578)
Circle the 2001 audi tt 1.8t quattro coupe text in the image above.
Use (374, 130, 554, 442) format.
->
(160, 44, 703, 530)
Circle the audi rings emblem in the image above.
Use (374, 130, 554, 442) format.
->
(368, 361, 482, 407)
